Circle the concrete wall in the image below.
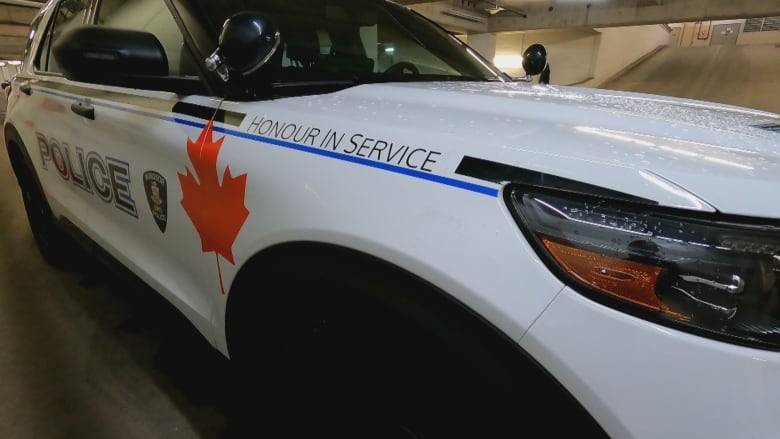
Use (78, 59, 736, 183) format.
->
(672, 20, 780, 47)
(0, 61, 21, 82)
(587, 25, 672, 87)
(738, 29, 780, 45)
(679, 21, 715, 47)
(675, 20, 741, 46)
(479, 24, 670, 87)
(489, 29, 600, 85)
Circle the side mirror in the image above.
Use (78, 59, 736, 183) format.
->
(52, 26, 168, 82)
(522, 43, 550, 85)
(205, 12, 280, 82)
(52, 26, 203, 94)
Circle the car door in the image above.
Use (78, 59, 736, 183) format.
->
(16, 0, 92, 232)
(44, 0, 225, 338)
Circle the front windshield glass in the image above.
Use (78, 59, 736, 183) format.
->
(178, 0, 506, 93)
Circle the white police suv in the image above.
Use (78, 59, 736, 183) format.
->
(5, 0, 780, 437)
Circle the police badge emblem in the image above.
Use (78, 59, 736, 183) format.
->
(143, 171, 168, 233)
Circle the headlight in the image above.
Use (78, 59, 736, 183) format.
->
(506, 183, 780, 350)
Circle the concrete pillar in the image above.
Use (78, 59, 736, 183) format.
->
(467, 32, 497, 61)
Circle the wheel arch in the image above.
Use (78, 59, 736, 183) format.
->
(224, 240, 514, 354)
(223, 240, 608, 435)
(4, 123, 42, 191)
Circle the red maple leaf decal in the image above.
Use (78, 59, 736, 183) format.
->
(178, 118, 249, 294)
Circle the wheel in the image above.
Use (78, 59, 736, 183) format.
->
(383, 61, 419, 77)
(225, 247, 609, 438)
(15, 162, 76, 268)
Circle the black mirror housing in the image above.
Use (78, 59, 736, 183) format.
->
(52, 26, 168, 83)
(521, 43, 550, 84)
(522, 43, 547, 76)
(206, 12, 280, 82)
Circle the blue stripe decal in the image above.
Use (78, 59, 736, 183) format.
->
(34, 86, 499, 197)
(175, 118, 498, 197)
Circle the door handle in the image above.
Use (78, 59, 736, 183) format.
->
(19, 82, 31, 96)
(71, 102, 95, 120)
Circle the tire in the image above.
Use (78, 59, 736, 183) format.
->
(15, 163, 76, 268)
(225, 248, 609, 439)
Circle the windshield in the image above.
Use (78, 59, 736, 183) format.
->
(177, 0, 507, 95)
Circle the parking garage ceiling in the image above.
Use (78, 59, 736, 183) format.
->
(0, 0, 778, 60)
(0, 0, 44, 60)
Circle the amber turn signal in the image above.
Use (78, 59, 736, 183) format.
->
(542, 239, 689, 321)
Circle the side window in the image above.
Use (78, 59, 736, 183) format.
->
(34, 0, 88, 73)
(96, 0, 191, 77)
(280, 20, 376, 77)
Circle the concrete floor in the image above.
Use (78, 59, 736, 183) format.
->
(0, 42, 777, 439)
(0, 136, 232, 437)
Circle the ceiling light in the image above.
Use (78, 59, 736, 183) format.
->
(442, 8, 487, 23)
(484, 0, 505, 15)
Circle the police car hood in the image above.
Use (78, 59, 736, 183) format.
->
(318, 81, 780, 218)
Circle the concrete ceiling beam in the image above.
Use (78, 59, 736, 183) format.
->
(0, 23, 30, 36)
(409, 1, 489, 33)
(0, 5, 38, 26)
(489, 0, 780, 32)
(0, 35, 26, 47)
(0, 0, 45, 7)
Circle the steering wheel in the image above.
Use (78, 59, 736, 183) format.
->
(384, 61, 420, 76)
